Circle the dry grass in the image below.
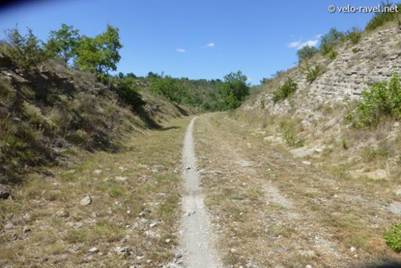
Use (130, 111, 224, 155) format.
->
(194, 112, 401, 267)
(0, 117, 190, 267)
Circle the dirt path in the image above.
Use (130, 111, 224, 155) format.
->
(179, 117, 222, 268)
(192, 113, 401, 267)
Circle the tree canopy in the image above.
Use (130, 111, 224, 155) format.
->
(75, 25, 122, 74)
(46, 24, 80, 64)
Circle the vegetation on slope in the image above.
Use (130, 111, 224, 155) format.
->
(0, 25, 250, 183)
(146, 70, 249, 111)
(250, 4, 401, 254)
(365, 3, 401, 31)
(347, 74, 401, 128)
(272, 78, 297, 103)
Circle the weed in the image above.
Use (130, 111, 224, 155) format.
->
(361, 146, 390, 162)
(329, 164, 350, 180)
(341, 138, 349, 150)
(303, 64, 324, 83)
(346, 28, 362, 45)
(279, 119, 304, 147)
(384, 223, 401, 252)
(326, 49, 337, 60)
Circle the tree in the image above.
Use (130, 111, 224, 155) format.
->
(223, 71, 250, 102)
(45, 24, 80, 64)
(75, 25, 122, 74)
(150, 76, 186, 103)
(147, 72, 160, 78)
(297, 45, 318, 62)
(5, 28, 47, 69)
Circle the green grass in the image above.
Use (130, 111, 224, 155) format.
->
(361, 146, 390, 162)
(384, 223, 401, 252)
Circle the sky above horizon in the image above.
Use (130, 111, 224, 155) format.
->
(0, 0, 383, 84)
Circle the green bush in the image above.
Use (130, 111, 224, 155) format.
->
(223, 71, 250, 102)
(346, 28, 362, 45)
(366, 3, 401, 31)
(147, 71, 249, 111)
(348, 74, 401, 127)
(352, 47, 360, 54)
(303, 64, 323, 83)
(384, 223, 401, 252)
(218, 71, 250, 109)
(297, 45, 319, 62)
(325, 47, 338, 60)
(272, 78, 297, 103)
(320, 28, 344, 57)
(113, 75, 143, 107)
(150, 76, 185, 103)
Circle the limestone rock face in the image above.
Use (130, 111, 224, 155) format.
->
(243, 25, 401, 124)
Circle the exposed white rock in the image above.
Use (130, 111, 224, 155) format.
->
(80, 195, 92, 206)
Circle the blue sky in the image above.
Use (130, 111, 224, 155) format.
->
(0, 0, 381, 83)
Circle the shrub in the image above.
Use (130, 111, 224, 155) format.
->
(352, 47, 360, 54)
(223, 71, 250, 102)
(325, 47, 338, 60)
(67, 129, 89, 145)
(4, 28, 47, 68)
(320, 28, 344, 55)
(348, 74, 401, 127)
(303, 64, 324, 83)
(346, 28, 362, 45)
(272, 78, 297, 103)
(150, 76, 185, 103)
(297, 45, 319, 62)
(384, 223, 401, 252)
(217, 71, 250, 109)
(366, 3, 401, 31)
(279, 119, 304, 147)
(114, 75, 143, 107)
